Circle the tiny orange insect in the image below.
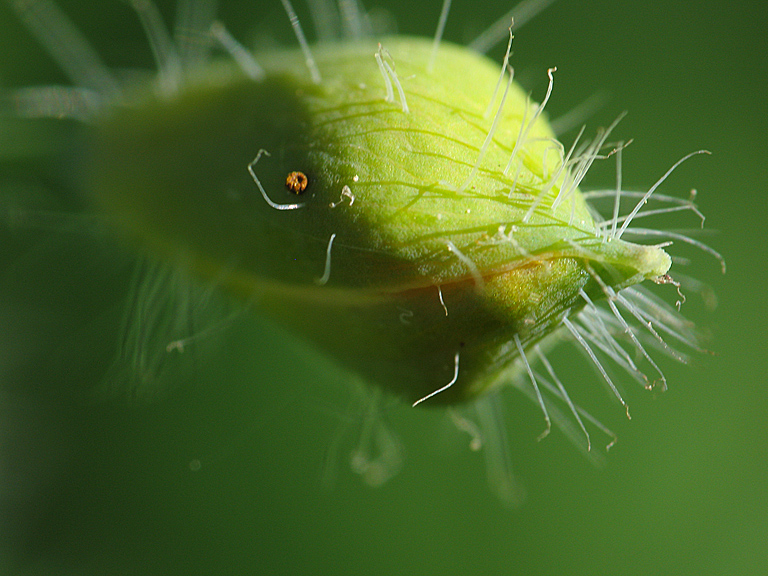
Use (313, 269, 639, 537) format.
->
(285, 171, 309, 194)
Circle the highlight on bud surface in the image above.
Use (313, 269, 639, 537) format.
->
(3, 0, 721, 481)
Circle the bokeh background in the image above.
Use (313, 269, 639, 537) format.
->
(0, 0, 765, 574)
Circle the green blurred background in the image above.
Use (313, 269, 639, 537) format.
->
(0, 0, 764, 574)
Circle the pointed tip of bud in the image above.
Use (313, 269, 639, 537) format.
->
(637, 243, 672, 281)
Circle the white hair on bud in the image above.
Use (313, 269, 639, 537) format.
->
(129, 0, 184, 96)
(428, 0, 452, 73)
(280, 0, 322, 83)
(209, 21, 265, 81)
(412, 352, 460, 407)
(247, 150, 306, 211)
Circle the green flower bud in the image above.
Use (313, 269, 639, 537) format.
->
(89, 36, 678, 407)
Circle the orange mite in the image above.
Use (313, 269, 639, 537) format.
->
(285, 171, 309, 194)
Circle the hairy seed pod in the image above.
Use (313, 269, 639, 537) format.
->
(89, 37, 675, 406)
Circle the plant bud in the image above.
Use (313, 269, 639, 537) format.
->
(90, 37, 676, 406)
